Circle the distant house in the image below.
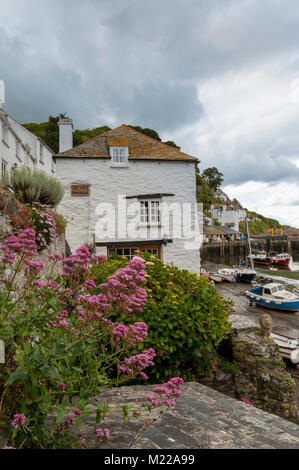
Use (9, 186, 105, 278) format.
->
(210, 202, 246, 232)
(54, 123, 201, 273)
(202, 225, 227, 243)
(0, 108, 55, 176)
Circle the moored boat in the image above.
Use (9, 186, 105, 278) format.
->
(245, 283, 299, 312)
(208, 272, 224, 283)
(247, 250, 270, 265)
(217, 268, 237, 282)
(269, 252, 292, 266)
(234, 267, 257, 283)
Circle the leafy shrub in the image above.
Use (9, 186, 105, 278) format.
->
(1, 167, 64, 207)
(52, 212, 67, 236)
(0, 187, 32, 231)
(92, 253, 231, 382)
(28, 203, 57, 251)
(0, 231, 183, 449)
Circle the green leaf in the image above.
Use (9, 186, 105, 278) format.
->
(122, 405, 130, 425)
(41, 364, 62, 381)
(32, 346, 45, 365)
(6, 365, 28, 385)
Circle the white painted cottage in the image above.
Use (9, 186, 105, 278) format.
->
(0, 108, 55, 176)
(54, 122, 201, 273)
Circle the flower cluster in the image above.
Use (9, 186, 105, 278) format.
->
(11, 414, 26, 429)
(29, 204, 56, 251)
(0, 228, 37, 264)
(101, 257, 147, 314)
(118, 348, 156, 380)
(24, 258, 44, 276)
(112, 321, 148, 348)
(146, 377, 184, 408)
(95, 427, 110, 442)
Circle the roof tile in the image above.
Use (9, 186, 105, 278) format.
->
(55, 124, 197, 162)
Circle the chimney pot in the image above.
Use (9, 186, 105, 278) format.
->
(58, 118, 73, 153)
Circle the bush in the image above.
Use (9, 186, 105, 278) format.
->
(0, 232, 183, 449)
(92, 253, 232, 382)
(1, 167, 64, 207)
(28, 203, 57, 251)
(0, 187, 32, 231)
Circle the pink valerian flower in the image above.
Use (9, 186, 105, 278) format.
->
(50, 310, 70, 330)
(0, 228, 37, 264)
(91, 254, 107, 264)
(62, 246, 92, 278)
(95, 428, 110, 441)
(58, 382, 66, 391)
(112, 322, 148, 349)
(79, 293, 110, 319)
(146, 394, 162, 407)
(118, 348, 156, 378)
(50, 253, 63, 261)
(62, 414, 75, 429)
(147, 377, 184, 408)
(84, 279, 96, 290)
(100, 258, 147, 315)
(74, 408, 82, 416)
(11, 414, 26, 429)
(24, 258, 44, 276)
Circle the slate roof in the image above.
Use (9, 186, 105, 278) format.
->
(54, 124, 198, 162)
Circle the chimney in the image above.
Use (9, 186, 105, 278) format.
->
(58, 118, 73, 153)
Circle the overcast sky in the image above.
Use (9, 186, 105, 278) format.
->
(1, 0, 299, 226)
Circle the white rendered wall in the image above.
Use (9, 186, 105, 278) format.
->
(210, 208, 246, 231)
(0, 111, 55, 175)
(56, 158, 201, 274)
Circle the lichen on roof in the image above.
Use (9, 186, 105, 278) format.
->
(55, 124, 198, 162)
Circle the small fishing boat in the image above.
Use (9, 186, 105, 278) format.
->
(247, 250, 270, 265)
(245, 283, 299, 312)
(208, 272, 224, 283)
(269, 252, 292, 266)
(271, 332, 299, 364)
(217, 268, 236, 282)
(235, 267, 257, 283)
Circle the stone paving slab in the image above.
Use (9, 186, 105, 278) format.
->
(77, 382, 299, 449)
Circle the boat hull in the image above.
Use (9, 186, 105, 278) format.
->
(246, 287, 299, 312)
(270, 258, 291, 266)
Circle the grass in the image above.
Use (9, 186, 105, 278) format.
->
(257, 269, 299, 280)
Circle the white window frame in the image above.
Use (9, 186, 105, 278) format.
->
(139, 199, 160, 225)
(110, 146, 129, 166)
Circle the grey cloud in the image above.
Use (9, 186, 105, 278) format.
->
(2, 0, 299, 188)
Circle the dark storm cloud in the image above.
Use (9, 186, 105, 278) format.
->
(2, 0, 299, 186)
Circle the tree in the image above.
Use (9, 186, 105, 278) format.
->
(23, 113, 67, 154)
(202, 167, 224, 191)
(164, 140, 178, 148)
(23, 115, 110, 154)
(130, 125, 161, 141)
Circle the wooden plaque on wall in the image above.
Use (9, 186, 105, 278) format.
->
(71, 185, 90, 196)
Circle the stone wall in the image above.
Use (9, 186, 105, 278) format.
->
(0, 212, 65, 282)
(231, 330, 297, 421)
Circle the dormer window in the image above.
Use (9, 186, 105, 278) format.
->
(110, 146, 128, 165)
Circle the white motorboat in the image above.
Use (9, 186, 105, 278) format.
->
(217, 268, 237, 282)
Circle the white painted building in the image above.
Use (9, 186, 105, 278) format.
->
(55, 123, 201, 273)
(210, 204, 246, 231)
(0, 108, 55, 176)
